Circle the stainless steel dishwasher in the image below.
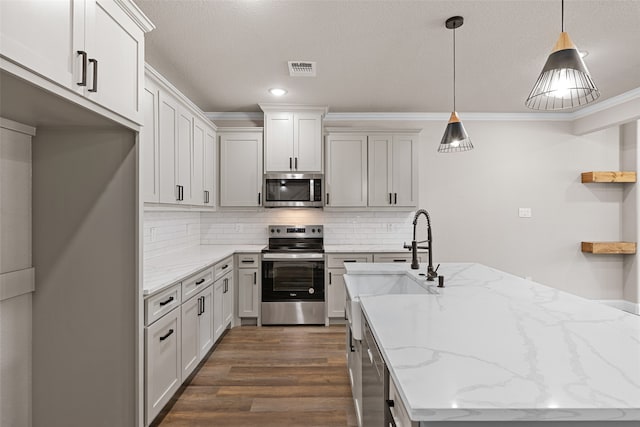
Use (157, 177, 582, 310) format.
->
(361, 314, 389, 426)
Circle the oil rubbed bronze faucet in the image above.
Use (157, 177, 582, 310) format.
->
(403, 209, 438, 280)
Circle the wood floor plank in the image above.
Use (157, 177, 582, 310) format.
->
(154, 325, 357, 427)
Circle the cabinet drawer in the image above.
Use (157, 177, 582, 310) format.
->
(327, 253, 372, 268)
(182, 267, 214, 302)
(214, 256, 234, 280)
(373, 252, 420, 263)
(145, 284, 181, 326)
(237, 253, 260, 268)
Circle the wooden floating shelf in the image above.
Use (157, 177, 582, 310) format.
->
(581, 241, 637, 255)
(581, 171, 636, 183)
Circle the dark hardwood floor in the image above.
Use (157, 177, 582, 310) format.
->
(153, 325, 358, 427)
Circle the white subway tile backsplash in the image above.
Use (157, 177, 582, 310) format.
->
(144, 209, 415, 259)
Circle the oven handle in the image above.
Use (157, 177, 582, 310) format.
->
(262, 253, 324, 261)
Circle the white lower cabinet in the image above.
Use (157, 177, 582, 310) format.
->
(181, 284, 214, 381)
(214, 270, 234, 342)
(145, 306, 181, 426)
(237, 253, 260, 318)
(326, 254, 372, 320)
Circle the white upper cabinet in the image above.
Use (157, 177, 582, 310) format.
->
(0, 0, 153, 124)
(260, 105, 327, 173)
(219, 128, 263, 207)
(325, 133, 368, 207)
(143, 66, 218, 207)
(368, 133, 419, 208)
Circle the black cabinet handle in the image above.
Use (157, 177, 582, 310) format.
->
(258, 192, 261, 205)
(289, 157, 292, 169)
(329, 272, 332, 284)
(159, 329, 174, 341)
(253, 272, 257, 284)
(326, 193, 330, 205)
(394, 192, 397, 204)
(197, 296, 202, 316)
(241, 259, 253, 264)
(195, 278, 205, 285)
(180, 185, 184, 201)
(389, 192, 392, 204)
(343, 260, 357, 263)
(77, 51, 87, 86)
(204, 190, 209, 204)
(88, 58, 98, 92)
(295, 157, 298, 170)
(222, 264, 228, 270)
(393, 259, 406, 263)
(159, 296, 174, 306)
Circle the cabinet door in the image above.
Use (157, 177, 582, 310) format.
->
(213, 279, 225, 342)
(181, 295, 199, 380)
(192, 118, 206, 206)
(238, 268, 259, 318)
(176, 106, 193, 204)
(145, 308, 181, 425)
(219, 132, 263, 207)
(223, 272, 234, 327)
(203, 128, 216, 208)
(0, 0, 83, 92)
(325, 134, 367, 207)
(327, 268, 346, 318)
(198, 285, 214, 358)
(293, 112, 322, 172)
(141, 81, 160, 203)
(264, 112, 294, 172)
(158, 91, 179, 203)
(368, 134, 393, 207)
(84, 0, 144, 122)
(391, 134, 418, 207)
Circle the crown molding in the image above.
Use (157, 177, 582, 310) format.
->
(205, 87, 640, 124)
(114, 0, 155, 32)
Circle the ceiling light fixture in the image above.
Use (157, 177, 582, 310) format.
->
(269, 88, 287, 96)
(438, 16, 473, 153)
(525, 0, 599, 110)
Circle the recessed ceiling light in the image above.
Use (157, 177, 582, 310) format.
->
(269, 88, 287, 96)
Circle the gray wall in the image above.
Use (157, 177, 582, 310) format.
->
(32, 128, 138, 427)
(621, 121, 639, 304)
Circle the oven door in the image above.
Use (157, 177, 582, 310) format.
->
(262, 258, 325, 301)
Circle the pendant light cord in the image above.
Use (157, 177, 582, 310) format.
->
(453, 26, 456, 112)
(561, 0, 564, 32)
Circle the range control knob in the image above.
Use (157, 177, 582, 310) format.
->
(276, 229, 280, 233)
(308, 288, 315, 294)
(311, 228, 316, 233)
(270, 228, 275, 233)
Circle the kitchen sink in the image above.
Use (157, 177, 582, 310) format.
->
(344, 273, 438, 340)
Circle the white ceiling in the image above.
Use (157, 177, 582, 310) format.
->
(134, 0, 640, 114)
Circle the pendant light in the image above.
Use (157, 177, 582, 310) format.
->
(525, 0, 599, 110)
(438, 16, 473, 153)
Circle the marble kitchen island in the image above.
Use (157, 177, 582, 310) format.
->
(346, 263, 640, 426)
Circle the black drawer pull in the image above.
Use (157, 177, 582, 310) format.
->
(253, 272, 257, 284)
(195, 278, 205, 285)
(393, 259, 407, 263)
(159, 296, 174, 306)
(159, 329, 174, 341)
(343, 260, 357, 263)
(221, 264, 228, 270)
(88, 58, 98, 92)
(241, 259, 254, 264)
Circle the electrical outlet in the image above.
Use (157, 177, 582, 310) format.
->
(518, 207, 532, 218)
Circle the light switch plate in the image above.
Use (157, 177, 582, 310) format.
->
(519, 207, 532, 218)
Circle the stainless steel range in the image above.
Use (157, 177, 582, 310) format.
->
(261, 225, 325, 325)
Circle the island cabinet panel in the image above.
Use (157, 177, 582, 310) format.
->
(388, 377, 417, 427)
(145, 307, 181, 426)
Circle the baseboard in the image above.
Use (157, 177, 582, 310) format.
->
(595, 299, 640, 316)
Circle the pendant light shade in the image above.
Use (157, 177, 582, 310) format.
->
(438, 112, 473, 152)
(525, 1, 599, 110)
(439, 16, 473, 153)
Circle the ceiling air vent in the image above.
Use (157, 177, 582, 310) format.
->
(288, 61, 316, 77)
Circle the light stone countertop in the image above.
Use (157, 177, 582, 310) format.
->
(350, 263, 640, 422)
(143, 245, 265, 296)
(324, 244, 420, 253)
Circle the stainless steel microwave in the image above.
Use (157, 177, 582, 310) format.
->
(263, 173, 323, 208)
